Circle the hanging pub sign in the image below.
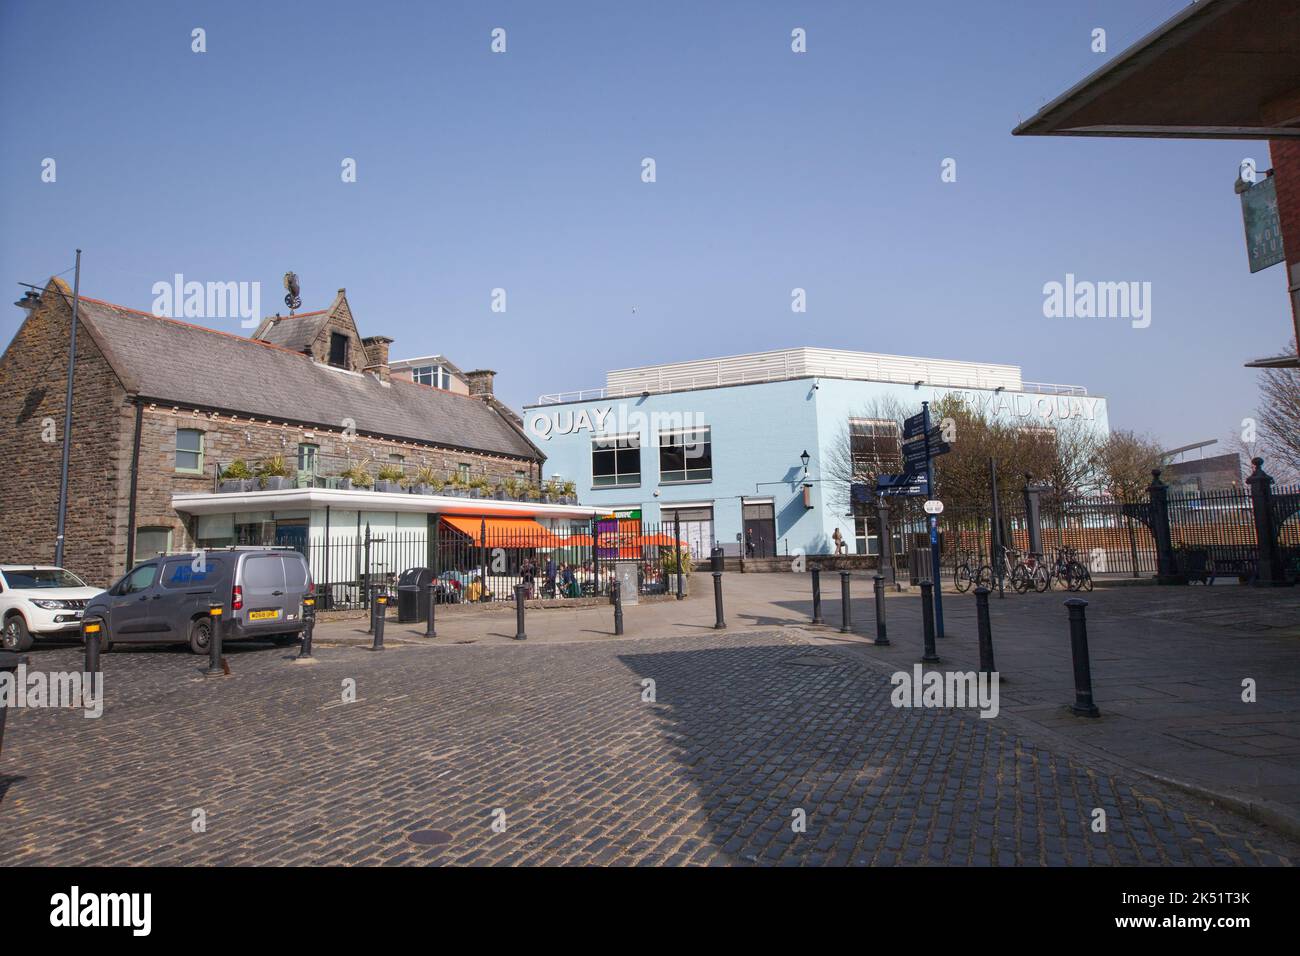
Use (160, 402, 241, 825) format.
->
(1240, 175, 1285, 274)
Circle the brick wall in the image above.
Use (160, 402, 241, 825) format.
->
(0, 287, 134, 587)
(1269, 138, 1300, 344)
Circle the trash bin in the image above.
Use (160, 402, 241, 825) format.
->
(710, 546, 725, 573)
(396, 567, 435, 623)
(908, 548, 932, 585)
(0, 651, 24, 758)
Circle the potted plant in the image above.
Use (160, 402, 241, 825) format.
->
(375, 463, 406, 493)
(501, 476, 522, 500)
(467, 475, 492, 499)
(410, 465, 442, 495)
(336, 460, 373, 490)
(491, 480, 508, 501)
(257, 454, 292, 490)
(218, 459, 256, 493)
(661, 546, 693, 595)
(561, 479, 577, 504)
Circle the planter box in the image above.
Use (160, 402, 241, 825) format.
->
(218, 479, 254, 493)
(261, 476, 290, 491)
(375, 480, 403, 493)
(411, 483, 435, 495)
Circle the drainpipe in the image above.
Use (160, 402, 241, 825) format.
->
(124, 400, 144, 571)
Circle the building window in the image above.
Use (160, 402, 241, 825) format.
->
(297, 443, 319, 475)
(390, 453, 405, 464)
(412, 364, 451, 389)
(135, 526, 173, 558)
(176, 428, 204, 474)
(661, 506, 714, 559)
(659, 427, 712, 483)
(849, 418, 901, 478)
(329, 332, 349, 367)
(458, 462, 471, 481)
(592, 434, 641, 488)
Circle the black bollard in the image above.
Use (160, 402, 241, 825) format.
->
(424, 581, 437, 638)
(712, 571, 726, 629)
(839, 571, 852, 633)
(811, 567, 824, 625)
(975, 586, 995, 675)
(205, 601, 225, 677)
(371, 594, 387, 651)
(1065, 598, 1100, 717)
(366, 585, 376, 635)
(919, 579, 940, 664)
(514, 585, 527, 641)
(613, 582, 624, 636)
(82, 616, 103, 675)
(297, 596, 315, 659)
(872, 573, 890, 646)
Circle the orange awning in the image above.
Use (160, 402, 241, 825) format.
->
(441, 515, 557, 546)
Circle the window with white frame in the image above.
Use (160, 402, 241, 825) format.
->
(592, 434, 641, 488)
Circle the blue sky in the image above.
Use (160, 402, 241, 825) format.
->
(0, 0, 1288, 453)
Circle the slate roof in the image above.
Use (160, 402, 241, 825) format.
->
(251, 311, 330, 353)
(70, 293, 540, 461)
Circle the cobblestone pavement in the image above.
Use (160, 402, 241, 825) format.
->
(2, 631, 1297, 866)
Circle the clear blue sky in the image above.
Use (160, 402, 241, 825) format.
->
(1, 0, 1288, 452)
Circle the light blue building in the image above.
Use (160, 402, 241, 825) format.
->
(524, 348, 1110, 558)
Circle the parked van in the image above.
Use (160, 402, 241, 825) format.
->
(84, 548, 313, 654)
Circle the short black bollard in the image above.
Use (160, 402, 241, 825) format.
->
(371, 594, 387, 651)
(205, 601, 226, 677)
(514, 585, 527, 641)
(82, 616, 103, 675)
(839, 571, 852, 633)
(811, 567, 824, 625)
(919, 579, 940, 664)
(712, 571, 726, 629)
(975, 586, 995, 675)
(613, 582, 624, 636)
(1065, 598, 1100, 717)
(366, 585, 376, 635)
(297, 596, 316, 660)
(872, 573, 889, 646)
(424, 582, 437, 638)
(0, 650, 24, 757)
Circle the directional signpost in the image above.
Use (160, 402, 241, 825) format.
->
(917, 403, 948, 638)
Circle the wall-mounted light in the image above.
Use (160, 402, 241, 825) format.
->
(914, 380, 924, 388)
(800, 449, 810, 476)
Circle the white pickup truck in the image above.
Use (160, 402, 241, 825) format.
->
(0, 565, 103, 652)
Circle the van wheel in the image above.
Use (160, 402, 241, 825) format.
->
(2, 614, 34, 652)
(188, 617, 212, 655)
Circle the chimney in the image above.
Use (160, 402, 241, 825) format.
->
(14, 290, 41, 312)
(465, 369, 496, 399)
(362, 336, 394, 383)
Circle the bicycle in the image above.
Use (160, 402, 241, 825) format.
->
(1048, 547, 1092, 592)
(953, 549, 991, 593)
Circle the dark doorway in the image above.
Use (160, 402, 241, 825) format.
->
(742, 502, 776, 558)
(275, 521, 308, 556)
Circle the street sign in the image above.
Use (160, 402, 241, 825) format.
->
(877, 473, 928, 497)
(923, 499, 944, 515)
(903, 412, 927, 440)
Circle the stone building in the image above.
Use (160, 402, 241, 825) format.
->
(0, 279, 560, 588)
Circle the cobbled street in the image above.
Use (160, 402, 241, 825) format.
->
(3, 622, 1297, 866)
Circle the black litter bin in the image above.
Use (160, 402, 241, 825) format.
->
(908, 547, 933, 585)
(710, 546, 725, 573)
(396, 567, 436, 623)
(0, 651, 24, 758)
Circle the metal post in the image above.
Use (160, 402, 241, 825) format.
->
(922, 402, 945, 638)
(1147, 470, 1182, 585)
(205, 601, 225, 677)
(514, 584, 527, 640)
(424, 580, 437, 638)
(82, 615, 102, 675)
(366, 584, 376, 634)
(920, 579, 940, 664)
(872, 572, 889, 645)
(613, 581, 624, 635)
(975, 586, 995, 675)
(54, 249, 81, 568)
(1065, 598, 1099, 717)
(990, 459, 1005, 599)
(479, 518, 488, 600)
(297, 597, 315, 659)
(363, 523, 372, 612)
(810, 567, 824, 625)
(875, 495, 897, 589)
(839, 570, 852, 633)
(371, 594, 387, 651)
(674, 511, 684, 600)
(1247, 458, 1287, 586)
(712, 571, 725, 629)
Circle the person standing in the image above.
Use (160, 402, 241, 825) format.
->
(832, 527, 846, 555)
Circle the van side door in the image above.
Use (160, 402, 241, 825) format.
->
(109, 563, 161, 635)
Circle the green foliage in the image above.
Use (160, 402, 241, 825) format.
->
(256, 454, 290, 478)
(221, 459, 255, 480)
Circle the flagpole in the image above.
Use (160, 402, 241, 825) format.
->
(54, 249, 81, 568)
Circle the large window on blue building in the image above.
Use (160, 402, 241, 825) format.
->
(592, 434, 641, 487)
(658, 427, 712, 483)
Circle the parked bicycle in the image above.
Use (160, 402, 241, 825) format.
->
(953, 549, 991, 593)
(1047, 546, 1093, 592)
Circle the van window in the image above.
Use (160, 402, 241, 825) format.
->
(162, 558, 223, 589)
(283, 557, 308, 589)
(123, 564, 158, 594)
(242, 555, 286, 589)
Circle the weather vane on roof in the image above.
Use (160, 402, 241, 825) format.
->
(283, 272, 301, 313)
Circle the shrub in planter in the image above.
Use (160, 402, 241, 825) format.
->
(561, 480, 578, 504)
(410, 465, 442, 495)
(374, 464, 406, 494)
(257, 454, 292, 490)
(336, 460, 373, 490)
(219, 459, 256, 492)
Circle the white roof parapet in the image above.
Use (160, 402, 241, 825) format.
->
(531, 347, 1088, 405)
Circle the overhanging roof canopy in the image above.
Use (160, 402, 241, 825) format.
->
(1014, 0, 1300, 139)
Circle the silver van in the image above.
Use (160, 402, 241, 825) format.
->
(84, 548, 314, 654)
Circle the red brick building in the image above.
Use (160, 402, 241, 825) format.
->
(0, 279, 555, 587)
